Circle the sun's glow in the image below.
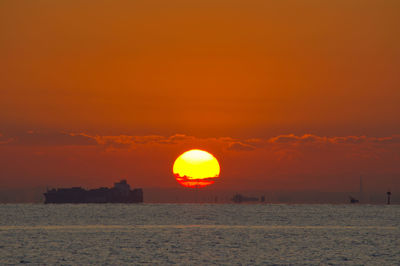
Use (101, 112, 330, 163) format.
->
(173, 149, 220, 188)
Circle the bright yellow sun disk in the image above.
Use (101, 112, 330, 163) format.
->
(173, 149, 220, 180)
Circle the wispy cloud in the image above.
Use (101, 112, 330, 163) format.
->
(268, 134, 400, 145)
(0, 133, 14, 145)
(0, 131, 96, 146)
(2, 132, 400, 153)
(1, 131, 399, 191)
(268, 134, 327, 144)
(227, 142, 255, 151)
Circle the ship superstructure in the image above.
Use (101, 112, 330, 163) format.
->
(44, 180, 143, 203)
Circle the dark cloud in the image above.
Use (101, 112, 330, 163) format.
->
(166, 134, 195, 144)
(227, 142, 255, 151)
(76, 134, 194, 149)
(268, 134, 400, 145)
(3, 131, 400, 151)
(84, 135, 135, 150)
(268, 134, 298, 143)
(0, 133, 14, 145)
(268, 134, 326, 144)
(2, 131, 97, 146)
(330, 136, 368, 144)
(131, 135, 163, 144)
(372, 135, 400, 144)
(244, 138, 264, 147)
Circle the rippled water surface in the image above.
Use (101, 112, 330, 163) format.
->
(1, 204, 399, 265)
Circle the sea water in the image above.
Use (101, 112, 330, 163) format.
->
(0, 204, 399, 265)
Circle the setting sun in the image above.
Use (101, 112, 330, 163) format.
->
(173, 149, 220, 188)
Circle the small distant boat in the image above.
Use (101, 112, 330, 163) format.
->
(231, 194, 259, 203)
(349, 196, 359, 203)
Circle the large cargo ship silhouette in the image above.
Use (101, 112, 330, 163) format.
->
(44, 180, 143, 203)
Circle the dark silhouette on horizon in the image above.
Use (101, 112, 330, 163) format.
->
(387, 191, 391, 205)
(44, 180, 143, 204)
(349, 196, 359, 203)
(231, 194, 260, 203)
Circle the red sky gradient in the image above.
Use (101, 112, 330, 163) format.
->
(1, 1, 400, 194)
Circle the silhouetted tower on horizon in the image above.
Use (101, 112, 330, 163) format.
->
(387, 190, 391, 205)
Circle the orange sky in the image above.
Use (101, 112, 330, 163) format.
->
(1, 1, 399, 192)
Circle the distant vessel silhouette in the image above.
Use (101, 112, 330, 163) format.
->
(44, 180, 143, 204)
(231, 194, 259, 203)
(349, 196, 359, 203)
